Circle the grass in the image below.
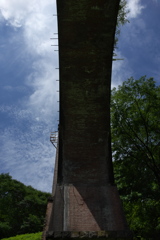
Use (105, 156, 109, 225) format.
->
(1, 232, 42, 240)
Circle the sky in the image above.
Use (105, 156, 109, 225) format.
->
(0, 0, 160, 193)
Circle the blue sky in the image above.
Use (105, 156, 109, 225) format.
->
(0, 0, 159, 193)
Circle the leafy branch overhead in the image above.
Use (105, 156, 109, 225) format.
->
(118, 0, 129, 29)
(114, 0, 129, 56)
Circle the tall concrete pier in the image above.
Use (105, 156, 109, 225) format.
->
(43, 0, 132, 239)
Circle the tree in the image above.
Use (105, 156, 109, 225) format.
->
(114, 0, 129, 49)
(117, 0, 129, 28)
(0, 174, 50, 239)
(111, 76, 160, 238)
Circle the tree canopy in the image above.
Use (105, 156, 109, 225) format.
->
(0, 173, 50, 239)
(111, 76, 160, 238)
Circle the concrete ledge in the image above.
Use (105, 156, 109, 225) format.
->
(46, 231, 133, 239)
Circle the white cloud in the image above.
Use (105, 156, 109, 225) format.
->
(127, 0, 145, 19)
(0, 0, 56, 27)
(0, 0, 59, 118)
(0, 0, 58, 192)
(112, 51, 133, 88)
(26, 59, 59, 122)
(0, 0, 33, 27)
(0, 0, 58, 53)
(0, 120, 55, 192)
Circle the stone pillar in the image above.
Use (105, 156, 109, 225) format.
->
(43, 0, 133, 239)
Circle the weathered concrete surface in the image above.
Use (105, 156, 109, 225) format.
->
(42, 197, 54, 240)
(43, 0, 132, 239)
(46, 231, 133, 240)
(58, 0, 117, 185)
(47, 185, 128, 232)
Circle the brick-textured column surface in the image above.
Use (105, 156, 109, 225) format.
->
(43, 0, 133, 239)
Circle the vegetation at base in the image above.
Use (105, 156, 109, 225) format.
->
(111, 76, 160, 239)
(0, 174, 50, 239)
(1, 232, 42, 240)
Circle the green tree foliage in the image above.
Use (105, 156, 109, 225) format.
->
(0, 174, 50, 239)
(2, 232, 42, 240)
(115, 0, 129, 47)
(118, 0, 129, 28)
(111, 76, 160, 238)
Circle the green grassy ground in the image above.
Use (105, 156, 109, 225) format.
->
(1, 232, 42, 240)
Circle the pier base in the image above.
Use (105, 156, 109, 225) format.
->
(43, 185, 133, 239)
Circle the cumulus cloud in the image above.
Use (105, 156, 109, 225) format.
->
(127, 0, 145, 19)
(112, 51, 133, 88)
(0, 116, 55, 192)
(0, 0, 59, 121)
(0, 0, 58, 192)
(26, 59, 59, 123)
(0, 0, 55, 27)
